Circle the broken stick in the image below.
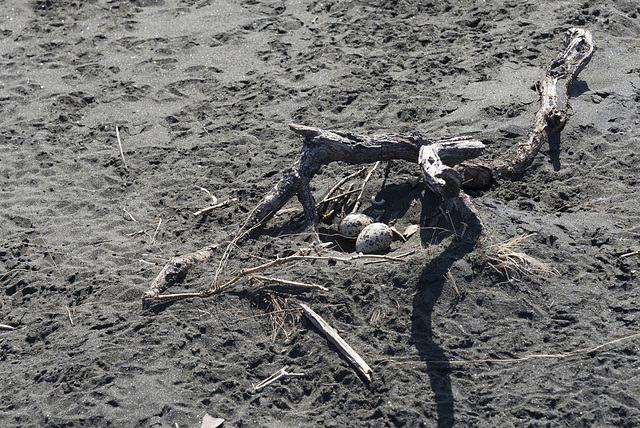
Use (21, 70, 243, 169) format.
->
(142, 244, 218, 309)
(300, 303, 372, 382)
(253, 365, 306, 391)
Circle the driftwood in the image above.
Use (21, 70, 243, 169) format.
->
(300, 303, 373, 382)
(141, 28, 594, 309)
(459, 28, 595, 187)
(235, 125, 484, 243)
(142, 244, 217, 309)
(142, 247, 411, 308)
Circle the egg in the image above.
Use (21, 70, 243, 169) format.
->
(338, 213, 374, 238)
(356, 223, 393, 254)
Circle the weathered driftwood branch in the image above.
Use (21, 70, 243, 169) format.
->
(235, 125, 484, 241)
(142, 247, 410, 307)
(419, 136, 487, 199)
(141, 28, 594, 309)
(300, 303, 373, 382)
(142, 244, 217, 309)
(459, 28, 595, 187)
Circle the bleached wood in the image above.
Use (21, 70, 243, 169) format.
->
(300, 303, 372, 382)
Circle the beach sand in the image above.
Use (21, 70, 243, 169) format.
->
(1, 1, 639, 426)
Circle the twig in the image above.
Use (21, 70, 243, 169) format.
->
(300, 303, 372, 382)
(195, 186, 217, 204)
(123, 207, 137, 222)
(319, 189, 360, 206)
(253, 365, 306, 391)
(352, 161, 380, 213)
(320, 166, 367, 203)
(65, 305, 74, 326)
(0, 324, 16, 331)
(151, 218, 162, 244)
(0, 268, 30, 283)
(236, 307, 303, 322)
(250, 274, 329, 291)
(445, 268, 461, 297)
(148, 248, 410, 305)
(115, 125, 128, 170)
(193, 198, 239, 216)
(620, 250, 640, 258)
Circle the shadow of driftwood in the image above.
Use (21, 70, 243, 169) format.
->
(412, 191, 478, 427)
(548, 132, 562, 171)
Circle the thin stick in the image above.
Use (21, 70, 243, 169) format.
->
(320, 166, 367, 203)
(193, 198, 239, 216)
(251, 274, 329, 291)
(319, 188, 360, 206)
(151, 218, 162, 244)
(65, 306, 74, 326)
(151, 248, 411, 304)
(352, 161, 380, 213)
(115, 125, 128, 170)
(0, 268, 30, 283)
(0, 324, 15, 331)
(300, 303, 372, 382)
(620, 250, 639, 258)
(445, 268, 461, 297)
(123, 207, 137, 222)
(253, 365, 306, 391)
(274, 189, 359, 218)
(236, 307, 303, 322)
(368, 331, 640, 366)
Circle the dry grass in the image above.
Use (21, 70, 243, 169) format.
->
(261, 293, 301, 343)
(487, 233, 555, 279)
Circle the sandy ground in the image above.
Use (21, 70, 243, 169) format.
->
(1, 1, 640, 427)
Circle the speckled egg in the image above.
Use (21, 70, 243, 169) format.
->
(338, 213, 374, 239)
(356, 223, 393, 254)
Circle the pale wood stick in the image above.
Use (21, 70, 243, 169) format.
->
(151, 218, 162, 244)
(115, 125, 128, 170)
(65, 306, 74, 326)
(352, 161, 380, 213)
(122, 207, 137, 222)
(620, 250, 639, 258)
(193, 198, 239, 216)
(299, 303, 372, 382)
(0, 324, 15, 331)
(253, 365, 306, 391)
(250, 274, 328, 291)
(321, 166, 367, 203)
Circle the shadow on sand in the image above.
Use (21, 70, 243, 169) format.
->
(411, 192, 479, 427)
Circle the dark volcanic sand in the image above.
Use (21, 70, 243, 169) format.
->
(2, 1, 640, 427)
